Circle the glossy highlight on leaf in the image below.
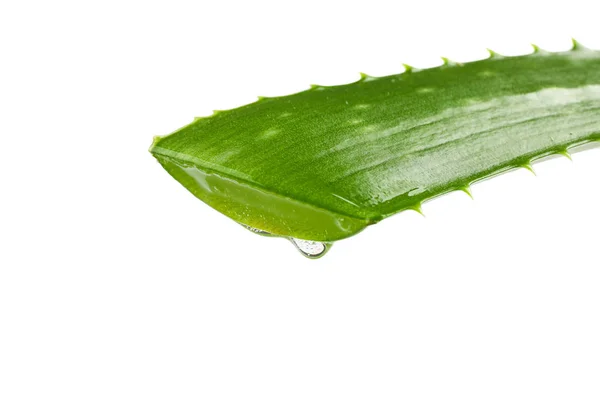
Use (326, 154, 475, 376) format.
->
(150, 41, 600, 256)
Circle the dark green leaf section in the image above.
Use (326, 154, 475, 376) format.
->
(151, 43, 600, 241)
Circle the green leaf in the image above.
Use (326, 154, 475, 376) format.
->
(150, 43, 600, 249)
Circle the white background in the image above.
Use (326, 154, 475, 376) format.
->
(1, 1, 599, 399)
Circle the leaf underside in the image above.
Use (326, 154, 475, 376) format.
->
(151, 42, 600, 242)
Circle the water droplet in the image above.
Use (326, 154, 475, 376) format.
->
(240, 224, 333, 258)
(289, 238, 331, 259)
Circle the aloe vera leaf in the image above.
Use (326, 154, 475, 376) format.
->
(150, 41, 600, 243)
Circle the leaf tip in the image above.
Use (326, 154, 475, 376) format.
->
(149, 135, 163, 152)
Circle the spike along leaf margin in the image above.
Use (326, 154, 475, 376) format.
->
(150, 40, 600, 249)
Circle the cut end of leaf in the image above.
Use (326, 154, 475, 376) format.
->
(151, 154, 371, 242)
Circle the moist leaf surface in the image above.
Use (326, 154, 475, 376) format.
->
(151, 45, 600, 241)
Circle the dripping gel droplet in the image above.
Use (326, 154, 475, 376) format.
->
(240, 224, 332, 258)
(289, 238, 331, 259)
